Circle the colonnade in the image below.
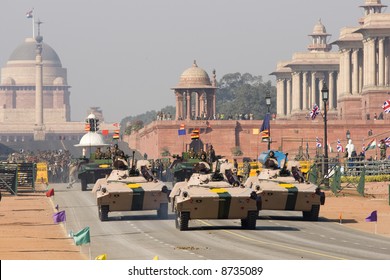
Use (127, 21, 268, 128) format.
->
(174, 89, 216, 120)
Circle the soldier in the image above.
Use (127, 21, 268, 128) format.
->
(111, 144, 123, 160)
(103, 147, 112, 159)
(207, 145, 216, 163)
(95, 147, 103, 159)
(379, 139, 387, 160)
(188, 147, 196, 159)
(242, 159, 251, 182)
(199, 148, 207, 161)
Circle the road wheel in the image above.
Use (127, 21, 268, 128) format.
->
(98, 205, 109, 221)
(302, 205, 320, 221)
(245, 211, 257, 230)
(157, 203, 168, 219)
(175, 211, 189, 231)
(81, 177, 88, 191)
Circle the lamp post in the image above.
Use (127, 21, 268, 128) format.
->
(321, 83, 329, 187)
(346, 130, 351, 140)
(265, 90, 271, 150)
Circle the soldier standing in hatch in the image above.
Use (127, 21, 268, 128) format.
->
(242, 159, 251, 182)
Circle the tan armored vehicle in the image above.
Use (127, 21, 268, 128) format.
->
(94, 158, 170, 221)
(246, 151, 325, 221)
(169, 161, 261, 231)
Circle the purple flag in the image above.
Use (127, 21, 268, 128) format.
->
(53, 210, 66, 223)
(365, 210, 377, 222)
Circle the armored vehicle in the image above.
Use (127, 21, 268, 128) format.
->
(94, 158, 170, 221)
(78, 159, 112, 191)
(168, 153, 203, 185)
(246, 151, 325, 221)
(170, 161, 261, 231)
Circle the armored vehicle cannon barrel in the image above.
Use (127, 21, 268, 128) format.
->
(94, 158, 170, 221)
(170, 161, 261, 231)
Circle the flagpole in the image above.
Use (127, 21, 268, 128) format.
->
(375, 222, 377, 234)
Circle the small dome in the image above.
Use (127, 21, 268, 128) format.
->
(311, 19, 329, 35)
(8, 38, 62, 66)
(75, 132, 109, 147)
(175, 60, 213, 88)
(53, 77, 65, 85)
(3, 77, 15, 85)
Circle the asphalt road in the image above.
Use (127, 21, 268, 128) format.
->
(52, 183, 390, 260)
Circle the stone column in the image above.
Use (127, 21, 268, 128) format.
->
(186, 92, 191, 120)
(175, 92, 180, 120)
(363, 39, 368, 87)
(291, 72, 301, 112)
(329, 72, 335, 110)
(344, 49, 351, 94)
(369, 37, 377, 86)
(311, 72, 316, 107)
(286, 79, 292, 116)
(35, 43, 43, 127)
(302, 72, 308, 110)
(195, 92, 199, 119)
(352, 49, 359, 94)
(276, 78, 285, 117)
(379, 37, 385, 86)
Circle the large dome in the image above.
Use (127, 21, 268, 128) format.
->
(174, 60, 214, 89)
(7, 38, 62, 66)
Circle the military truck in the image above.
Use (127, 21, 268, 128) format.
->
(94, 157, 170, 221)
(246, 151, 325, 221)
(170, 161, 261, 231)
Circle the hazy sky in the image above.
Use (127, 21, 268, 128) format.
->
(0, 0, 372, 122)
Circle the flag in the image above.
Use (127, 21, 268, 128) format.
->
(382, 99, 390, 113)
(365, 210, 377, 222)
(95, 254, 107, 260)
(72, 226, 90, 246)
(178, 123, 186, 136)
(178, 129, 186, 136)
(365, 139, 376, 151)
(55, 204, 59, 211)
(84, 123, 91, 131)
(362, 144, 365, 152)
(53, 210, 66, 223)
(45, 188, 54, 197)
(101, 129, 109, 136)
(190, 129, 199, 140)
(316, 137, 322, 148)
(113, 129, 120, 139)
(260, 114, 270, 140)
(113, 123, 119, 127)
(384, 137, 390, 147)
(26, 9, 33, 18)
(252, 128, 259, 135)
(336, 139, 344, 153)
(309, 104, 320, 120)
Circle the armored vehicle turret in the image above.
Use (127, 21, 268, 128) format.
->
(94, 155, 170, 221)
(169, 161, 261, 231)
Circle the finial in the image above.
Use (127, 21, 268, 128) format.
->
(35, 19, 44, 43)
(193, 60, 197, 67)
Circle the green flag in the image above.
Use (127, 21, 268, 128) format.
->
(72, 226, 90, 246)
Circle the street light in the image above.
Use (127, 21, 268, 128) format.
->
(265, 90, 271, 150)
(321, 83, 329, 188)
(346, 129, 351, 140)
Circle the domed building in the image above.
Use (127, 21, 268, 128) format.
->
(172, 60, 217, 120)
(0, 37, 70, 124)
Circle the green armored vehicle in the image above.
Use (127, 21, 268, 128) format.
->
(169, 153, 203, 185)
(245, 151, 325, 221)
(74, 113, 113, 191)
(94, 158, 170, 221)
(77, 159, 112, 191)
(169, 161, 261, 231)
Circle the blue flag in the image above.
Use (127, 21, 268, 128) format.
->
(53, 210, 66, 223)
(365, 210, 377, 222)
(260, 114, 270, 139)
(178, 129, 186, 136)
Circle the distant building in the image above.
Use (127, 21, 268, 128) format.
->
(271, 0, 390, 122)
